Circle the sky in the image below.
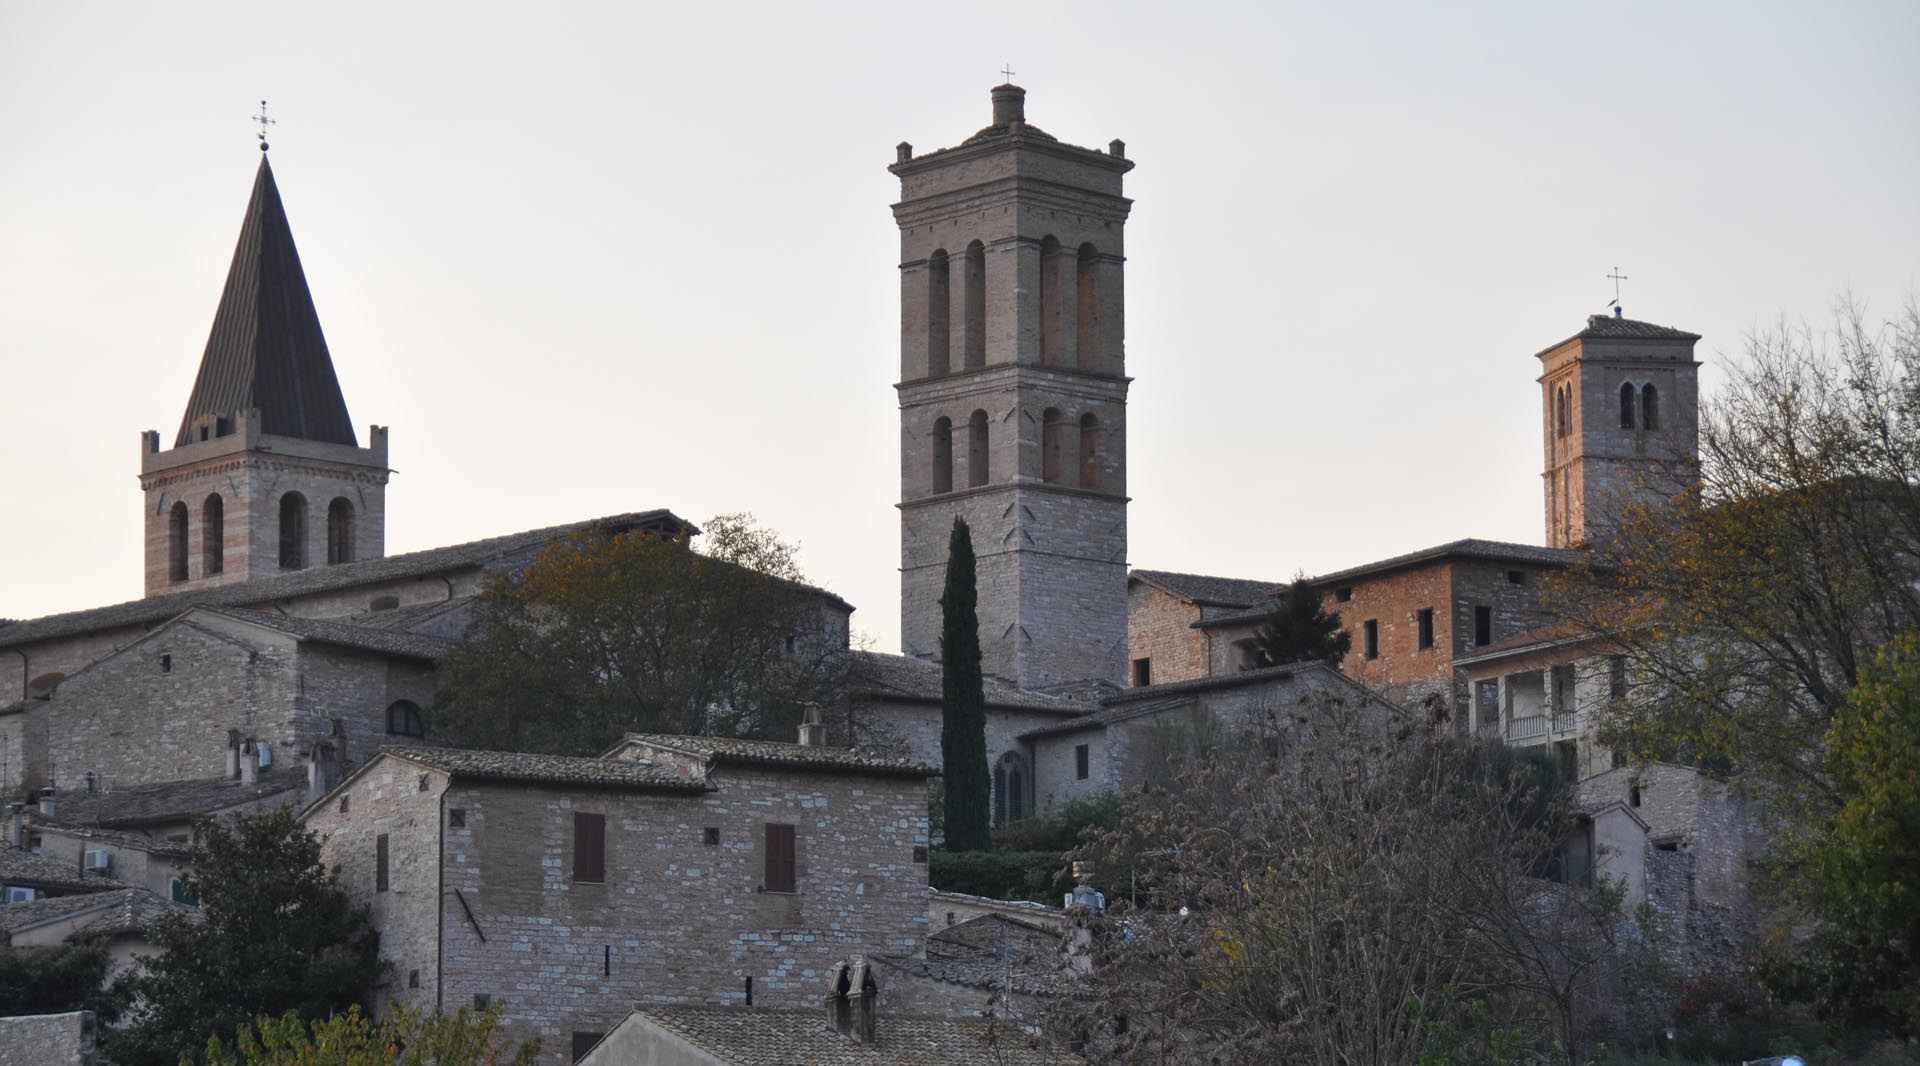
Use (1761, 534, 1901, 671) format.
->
(2, 2, 1916, 652)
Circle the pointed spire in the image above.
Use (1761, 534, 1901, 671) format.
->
(174, 155, 357, 447)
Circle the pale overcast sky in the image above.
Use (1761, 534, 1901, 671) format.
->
(2, 2, 1915, 652)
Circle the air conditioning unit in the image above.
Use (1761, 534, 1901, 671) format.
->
(4, 886, 34, 903)
(84, 849, 111, 873)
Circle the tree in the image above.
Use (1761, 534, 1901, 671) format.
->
(1253, 577, 1352, 668)
(437, 513, 847, 755)
(0, 943, 126, 1020)
(941, 517, 992, 852)
(1755, 632, 1920, 1037)
(106, 808, 383, 1066)
(197, 1003, 538, 1065)
(1562, 298, 1920, 805)
(1072, 694, 1633, 1065)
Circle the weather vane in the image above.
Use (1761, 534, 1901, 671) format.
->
(1606, 266, 1628, 312)
(254, 99, 276, 153)
(1001, 63, 1016, 84)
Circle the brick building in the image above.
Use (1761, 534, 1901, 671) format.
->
(304, 736, 936, 1062)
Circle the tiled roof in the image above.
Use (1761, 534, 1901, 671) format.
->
(383, 746, 708, 793)
(47, 775, 302, 829)
(849, 652, 1086, 715)
(1021, 661, 1398, 740)
(876, 915, 1090, 1001)
(1129, 570, 1285, 609)
(0, 887, 190, 938)
(1308, 538, 1580, 588)
(174, 156, 357, 447)
(626, 1005, 1083, 1065)
(0, 510, 690, 651)
(32, 822, 196, 859)
(615, 734, 938, 780)
(0, 848, 117, 893)
(1534, 314, 1701, 359)
(211, 607, 454, 661)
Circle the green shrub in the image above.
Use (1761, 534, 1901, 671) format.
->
(930, 850, 1068, 903)
(992, 793, 1125, 853)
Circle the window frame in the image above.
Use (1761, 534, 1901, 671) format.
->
(573, 812, 607, 884)
(764, 823, 797, 894)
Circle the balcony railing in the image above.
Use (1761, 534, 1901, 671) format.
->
(1508, 715, 1547, 741)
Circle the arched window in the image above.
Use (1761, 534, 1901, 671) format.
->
(387, 700, 425, 738)
(1078, 413, 1101, 490)
(279, 492, 308, 570)
(1641, 384, 1660, 430)
(1038, 236, 1063, 367)
(931, 417, 954, 495)
(963, 242, 986, 370)
(1619, 382, 1636, 429)
(994, 752, 1028, 823)
(202, 494, 224, 576)
(168, 501, 189, 583)
(1076, 243, 1101, 371)
(926, 249, 950, 378)
(1556, 386, 1571, 438)
(327, 497, 355, 565)
(1041, 408, 1064, 484)
(967, 410, 989, 488)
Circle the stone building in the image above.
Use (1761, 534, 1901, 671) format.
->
(893, 85, 1135, 693)
(303, 735, 937, 1062)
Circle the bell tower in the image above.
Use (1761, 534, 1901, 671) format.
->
(140, 154, 389, 597)
(1538, 311, 1701, 548)
(891, 84, 1133, 690)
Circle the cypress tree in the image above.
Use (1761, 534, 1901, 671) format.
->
(940, 517, 992, 851)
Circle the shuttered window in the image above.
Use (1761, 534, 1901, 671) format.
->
(765, 823, 797, 894)
(573, 813, 606, 884)
(376, 834, 390, 893)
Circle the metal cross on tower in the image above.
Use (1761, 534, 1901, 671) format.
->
(1607, 267, 1629, 311)
(1001, 63, 1016, 84)
(254, 99, 276, 152)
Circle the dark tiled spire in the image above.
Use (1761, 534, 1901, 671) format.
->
(174, 156, 356, 447)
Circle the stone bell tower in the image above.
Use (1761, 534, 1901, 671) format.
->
(1538, 311, 1701, 548)
(139, 153, 389, 597)
(892, 84, 1133, 690)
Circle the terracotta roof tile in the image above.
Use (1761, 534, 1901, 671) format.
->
(614, 734, 938, 780)
(384, 746, 709, 793)
(626, 1005, 1082, 1065)
(849, 652, 1086, 715)
(46, 774, 301, 829)
(1129, 570, 1285, 609)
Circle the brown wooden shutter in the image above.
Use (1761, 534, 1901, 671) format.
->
(375, 833, 390, 893)
(765, 823, 796, 893)
(573, 813, 606, 883)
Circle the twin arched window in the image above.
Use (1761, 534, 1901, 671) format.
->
(1618, 382, 1661, 431)
(168, 502, 190, 583)
(1555, 386, 1571, 439)
(927, 238, 1099, 375)
(931, 411, 993, 495)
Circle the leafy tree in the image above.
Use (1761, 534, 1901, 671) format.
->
(1756, 632, 1920, 1036)
(437, 513, 847, 754)
(105, 808, 383, 1066)
(1562, 299, 1920, 804)
(940, 517, 992, 852)
(197, 1003, 538, 1065)
(1253, 577, 1352, 668)
(0, 943, 126, 1020)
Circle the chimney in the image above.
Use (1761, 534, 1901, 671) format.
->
(825, 963, 852, 1036)
(798, 703, 825, 748)
(240, 741, 258, 786)
(991, 83, 1025, 127)
(7, 805, 23, 850)
(225, 730, 241, 779)
(36, 788, 55, 821)
(848, 959, 879, 1044)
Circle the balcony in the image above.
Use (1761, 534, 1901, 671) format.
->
(1505, 711, 1583, 743)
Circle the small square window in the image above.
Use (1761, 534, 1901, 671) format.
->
(449, 808, 466, 828)
(913, 845, 929, 863)
(1506, 570, 1527, 585)
(1131, 658, 1152, 687)
(703, 827, 720, 846)
(408, 969, 420, 989)
(1474, 606, 1493, 646)
(418, 774, 431, 792)
(159, 654, 172, 674)
(1074, 744, 1090, 780)
(338, 795, 349, 814)
(1362, 620, 1379, 661)
(1416, 608, 1434, 651)
(473, 993, 492, 1010)
(1334, 586, 1353, 602)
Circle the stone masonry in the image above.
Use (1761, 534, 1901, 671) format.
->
(894, 84, 1133, 691)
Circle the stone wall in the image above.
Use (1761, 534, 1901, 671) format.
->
(0, 1011, 98, 1066)
(315, 756, 932, 1063)
(1125, 584, 1206, 686)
